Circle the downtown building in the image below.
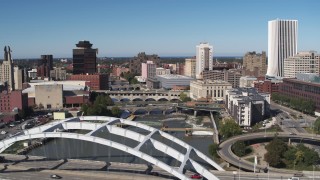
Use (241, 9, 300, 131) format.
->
(73, 41, 97, 74)
(184, 58, 196, 78)
(37, 55, 53, 79)
(225, 88, 270, 127)
(243, 51, 267, 77)
(284, 51, 320, 78)
(129, 52, 160, 75)
(202, 69, 243, 88)
(196, 43, 213, 79)
(267, 19, 298, 77)
(190, 79, 232, 101)
(0, 46, 14, 91)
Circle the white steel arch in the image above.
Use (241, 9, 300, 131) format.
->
(0, 116, 224, 180)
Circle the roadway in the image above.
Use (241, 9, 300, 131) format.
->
(2, 154, 319, 180)
(218, 132, 320, 175)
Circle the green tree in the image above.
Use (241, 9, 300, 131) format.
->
(111, 106, 122, 117)
(265, 150, 282, 167)
(264, 135, 288, 167)
(208, 143, 219, 158)
(179, 92, 191, 102)
(232, 141, 247, 157)
(219, 118, 242, 139)
(313, 117, 320, 134)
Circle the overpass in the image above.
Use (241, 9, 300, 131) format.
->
(96, 90, 184, 102)
(0, 116, 224, 180)
(218, 132, 320, 174)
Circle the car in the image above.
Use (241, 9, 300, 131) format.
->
(190, 174, 202, 179)
(50, 174, 62, 179)
(289, 132, 296, 135)
(0, 131, 7, 135)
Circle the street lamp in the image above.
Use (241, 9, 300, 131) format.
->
(238, 158, 241, 180)
(232, 171, 237, 180)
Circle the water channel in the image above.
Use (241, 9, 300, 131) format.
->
(27, 112, 215, 168)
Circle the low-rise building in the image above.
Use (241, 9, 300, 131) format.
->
(156, 67, 171, 76)
(190, 79, 232, 101)
(35, 84, 63, 109)
(239, 76, 257, 88)
(225, 88, 270, 127)
(254, 78, 281, 95)
(0, 90, 28, 113)
(156, 74, 193, 90)
(68, 74, 108, 90)
(279, 78, 320, 115)
(202, 69, 242, 88)
(50, 68, 67, 81)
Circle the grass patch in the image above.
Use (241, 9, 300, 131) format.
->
(3, 141, 25, 154)
(245, 157, 255, 163)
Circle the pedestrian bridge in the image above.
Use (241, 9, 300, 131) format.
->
(0, 116, 224, 180)
(100, 90, 184, 102)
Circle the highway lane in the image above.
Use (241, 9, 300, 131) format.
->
(218, 132, 320, 175)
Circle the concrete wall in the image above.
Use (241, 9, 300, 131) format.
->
(35, 84, 63, 109)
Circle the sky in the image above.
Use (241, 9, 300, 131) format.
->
(0, 0, 319, 58)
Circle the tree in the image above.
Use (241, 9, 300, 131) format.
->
(313, 117, 320, 134)
(219, 118, 242, 139)
(180, 92, 191, 102)
(208, 143, 219, 158)
(232, 141, 247, 157)
(264, 135, 288, 167)
(111, 106, 122, 117)
(265, 150, 282, 167)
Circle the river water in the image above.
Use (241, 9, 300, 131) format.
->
(27, 114, 214, 167)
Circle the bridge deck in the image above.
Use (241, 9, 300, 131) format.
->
(160, 128, 214, 132)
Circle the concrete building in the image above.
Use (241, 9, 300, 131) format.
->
(267, 19, 298, 77)
(141, 61, 156, 79)
(279, 78, 320, 115)
(239, 76, 257, 88)
(284, 51, 320, 78)
(35, 84, 63, 109)
(37, 55, 53, 79)
(129, 52, 160, 75)
(50, 68, 67, 81)
(156, 74, 193, 89)
(184, 58, 196, 78)
(68, 74, 108, 90)
(28, 69, 37, 80)
(146, 78, 161, 89)
(196, 43, 213, 79)
(225, 88, 270, 127)
(243, 51, 267, 77)
(0, 46, 14, 91)
(0, 90, 28, 112)
(202, 69, 242, 88)
(156, 67, 171, 76)
(73, 41, 97, 74)
(190, 79, 232, 101)
(14, 66, 23, 90)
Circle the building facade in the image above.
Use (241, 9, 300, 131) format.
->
(243, 51, 267, 77)
(112, 66, 129, 77)
(267, 19, 298, 77)
(0, 90, 28, 112)
(190, 79, 232, 101)
(225, 88, 270, 127)
(129, 52, 160, 75)
(196, 43, 213, 79)
(141, 61, 156, 79)
(50, 68, 67, 81)
(202, 69, 242, 88)
(35, 84, 63, 109)
(284, 51, 320, 78)
(239, 76, 257, 88)
(68, 74, 108, 90)
(37, 55, 53, 79)
(184, 58, 196, 78)
(156, 67, 171, 76)
(156, 74, 193, 89)
(14, 66, 23, 90)
(0, 46, 14, 91)
(254, 79, 280, 95)
(73, 41, 97, 74)
(279, 78, 320, 114)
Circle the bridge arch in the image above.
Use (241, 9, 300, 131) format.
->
(158, 98, 169, 102)
(0, 116, 223, 180)
(133, 109, 148, 115)
(132, 98, 143, 102)
(119, 98, 130, 102)
(170, 98, 181, 102)
(145, 98, 156, 102)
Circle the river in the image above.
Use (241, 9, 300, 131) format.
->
(27, 114, 215, 167)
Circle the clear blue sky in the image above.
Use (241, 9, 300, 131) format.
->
(0, 0, 319, 58)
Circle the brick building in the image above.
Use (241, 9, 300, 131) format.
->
(254, 79, 280, 95)
(279, 78, 320, 114)
(129, 52, 160, 75)
(68, 74, 108, 90)
(0, 90, 28, 112)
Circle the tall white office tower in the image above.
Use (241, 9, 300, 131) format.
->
(196, 42, 213, 79)
(267, 19, 298, 77)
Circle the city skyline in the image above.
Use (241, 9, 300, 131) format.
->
(0, 0, 319, 58)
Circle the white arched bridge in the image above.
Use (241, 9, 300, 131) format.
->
(0, 116, 224, 180)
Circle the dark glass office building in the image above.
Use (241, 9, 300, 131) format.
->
(73, 41, 97, 74)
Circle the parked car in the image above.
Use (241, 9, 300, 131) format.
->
(190, 174, 202, 179)
(50, 174, 62, 179)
